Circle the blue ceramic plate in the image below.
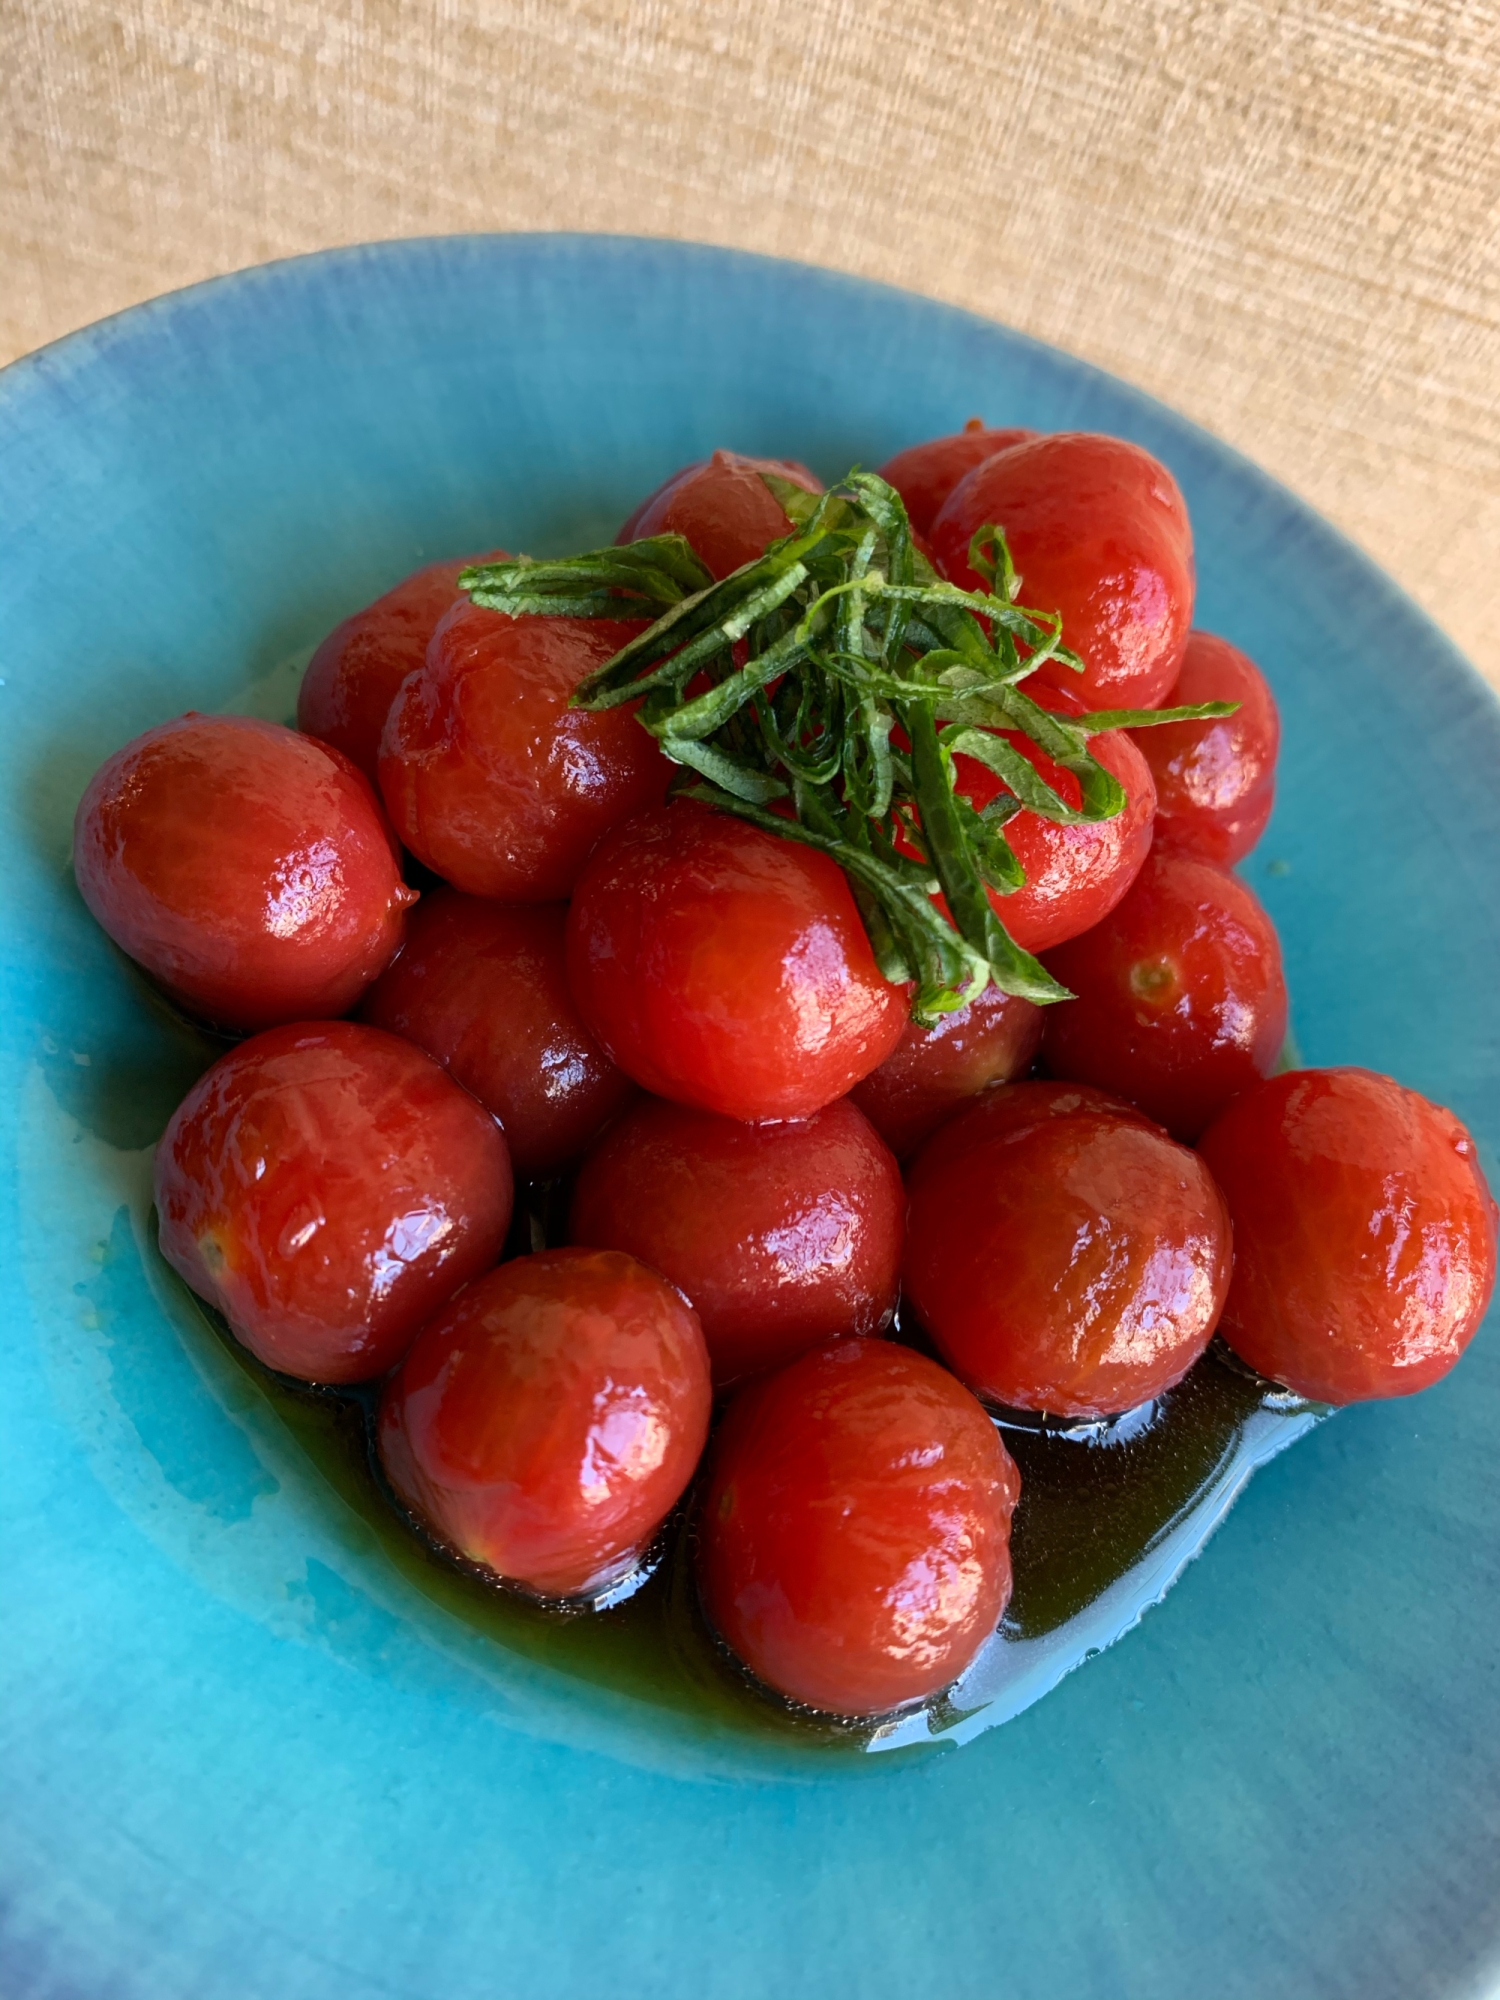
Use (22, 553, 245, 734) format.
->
(3, 236, 1498, 2000)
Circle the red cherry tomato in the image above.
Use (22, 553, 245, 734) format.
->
(931, 433, 1194, 709)
(977, 714, 1156, 953)
(378, 603, 671, 899)
(617, 449, 821, 579)
(1040, 847, 1288, 1139)
(1198, 1069, 1498, 1404)
(297, 550, 506, 782)
(378, 1248, 712, 1598)
(900, 686, 1156, 953)
(155, 1022, 513, 1384)
(697, 1338, 1020, 1716)
(565, 800, 909, 1123)
(74, 713, 415, 1032)
(569, 1095, 903, 1386)
(1130, 631, 1279, 865)
(849, 983, 1042, 1157)
(359, 888, 635, 1177)
(903, 1081, 1232, 1417)
(877, 420, 1037, 537)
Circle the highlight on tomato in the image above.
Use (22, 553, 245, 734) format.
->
(379, 1247, 712, 1599)
(1198, 1068, 1497, 1405)
(903, 1081, 1232, 1418)
(569, 1093, 904, 1386)
(931, 432, 1194, 709)
(696, 1338, 1021, 1716)
(155, 1022, 513, 1384)
(74, 712, 414, 1033)
(565, 799, 909, 1123)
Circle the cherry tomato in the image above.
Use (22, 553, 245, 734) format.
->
(616, 449, 821, 579)
(565, 800, 909, 1123)
(849, 982, 1042, 1157)
(903, 1081, 1232, 1416)
(569, 1095, 903, 1386)
(378, 1248, 712, 1598)
(155, 1022, 513, 1384)
(378, 603, 671, 899)
(1130, 631, 1279, 865)
(902, 685, 1156, 953)
(297, 550, 506, 782)
(74, 713, 415, 1032)
(359, 888, 635, 1177)
(1198, 1069, 1497, 1404)
(1040, 847, 1288, 1139)
(931, 433, 1194, 709)
(877, 420, 1037, 536)
(697, 1338, 1020, 1716)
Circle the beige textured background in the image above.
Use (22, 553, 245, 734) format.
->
(5, 0, 1499, 683)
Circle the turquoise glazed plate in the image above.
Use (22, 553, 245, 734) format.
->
(3, 236, 1498, 1999)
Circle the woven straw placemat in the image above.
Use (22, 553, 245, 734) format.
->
(5, 0, 1497, 683)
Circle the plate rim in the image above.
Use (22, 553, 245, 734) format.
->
(5, 227, 1500, 2000)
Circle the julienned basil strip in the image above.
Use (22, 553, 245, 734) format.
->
(460, 470, 1231, 1016)
(1075, 701, 1238, 733)
(461, 534, 714, 610)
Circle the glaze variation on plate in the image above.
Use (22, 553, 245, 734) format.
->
(3, 236, 1499, 2000)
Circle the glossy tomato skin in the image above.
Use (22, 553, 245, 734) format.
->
(359, 889, 635, 1177)
(849, 982, 1042, 1157)
(565, 800, 909, 1122)
(931, 433, 1194, 709)
(378, 602, 671, 899)
(1198, 1070, 1497, 1404)
(155, 1022, 513, 1383)
(937, 686, 1157, 952)
(1131, 631, 1280, 865)
(903, 1081, 1232, 1417)
(877, 422, 1037, 537)
(378, 1248, 712, 1598)
(617, 449, 821, 579)
(297, 550, 506, 782)
(74, 713, 415, 1032)
(697, 1338, 1020, 1716)
(1040, 847, 1288, 1139)
(569, 1095, 903, 1386)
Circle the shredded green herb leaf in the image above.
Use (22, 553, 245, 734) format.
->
(461, 470, 1232, 1024)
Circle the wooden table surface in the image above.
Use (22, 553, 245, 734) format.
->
(5, 0, 1498, 685)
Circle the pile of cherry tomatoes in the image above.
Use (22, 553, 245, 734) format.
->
(73, 425, 1497, 1721)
